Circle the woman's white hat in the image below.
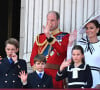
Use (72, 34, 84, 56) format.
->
(79, 14, 100, 34)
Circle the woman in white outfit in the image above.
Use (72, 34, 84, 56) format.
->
(68, 19, 100, 89)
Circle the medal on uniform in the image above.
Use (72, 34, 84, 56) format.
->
(56, 35, 63, 42)
(50, 51, 54, 56)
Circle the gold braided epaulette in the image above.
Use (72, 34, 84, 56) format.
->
(35, 34, 47, 46)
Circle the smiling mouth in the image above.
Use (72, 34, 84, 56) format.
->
(74, 59, 78, 61)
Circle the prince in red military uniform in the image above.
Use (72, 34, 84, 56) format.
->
(30, 11, 69, 88)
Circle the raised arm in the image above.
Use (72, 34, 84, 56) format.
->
(56, 59, 71, 81)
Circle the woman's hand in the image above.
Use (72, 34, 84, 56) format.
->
(68, 30, 77, 46)
(95, 84, 100, 89)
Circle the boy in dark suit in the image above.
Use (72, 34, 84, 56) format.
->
(0, 38, 27, 88)
(19, 54, 53, 88)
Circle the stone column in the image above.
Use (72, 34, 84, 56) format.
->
(19, 0, 34, 62)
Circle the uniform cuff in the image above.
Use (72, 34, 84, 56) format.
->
(47, 36, 56, 45)
(57, 71, 63, 76)
(46, 37, 54, 42)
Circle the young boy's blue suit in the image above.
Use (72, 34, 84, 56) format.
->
(23, 71, 53, 88)
(0, 57, 27, 88)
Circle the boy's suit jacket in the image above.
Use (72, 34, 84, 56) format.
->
(23, 71, 53, 88)
(0, 57, 27, 88)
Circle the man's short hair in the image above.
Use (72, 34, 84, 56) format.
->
(34, 54, 46, 63)
(5, 38, 19, 48)
(47, 11, 60, 20)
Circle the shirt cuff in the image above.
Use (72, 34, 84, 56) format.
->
(21, 80, 27, 85)
(14, 60, 18, 64)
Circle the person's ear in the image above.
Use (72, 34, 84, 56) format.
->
(5, 47, 7, 52)
(82, 55, 84, 58)
(16, 48, 19, 52)
(96, 28, 99, 34)
(58, 19, 60, 24)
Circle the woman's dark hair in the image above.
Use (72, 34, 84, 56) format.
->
(71, 45, 85, 65)
(85, 20, 100, 36)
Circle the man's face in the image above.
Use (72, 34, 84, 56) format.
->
(5, 44, 18, 57)
(35, 61, 46, 72)
(47, 13, 60, 31)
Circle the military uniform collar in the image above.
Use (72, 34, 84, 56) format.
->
(51, 28, 60, 35)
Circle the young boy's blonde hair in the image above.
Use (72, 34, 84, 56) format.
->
(5, 38, 19, 48)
